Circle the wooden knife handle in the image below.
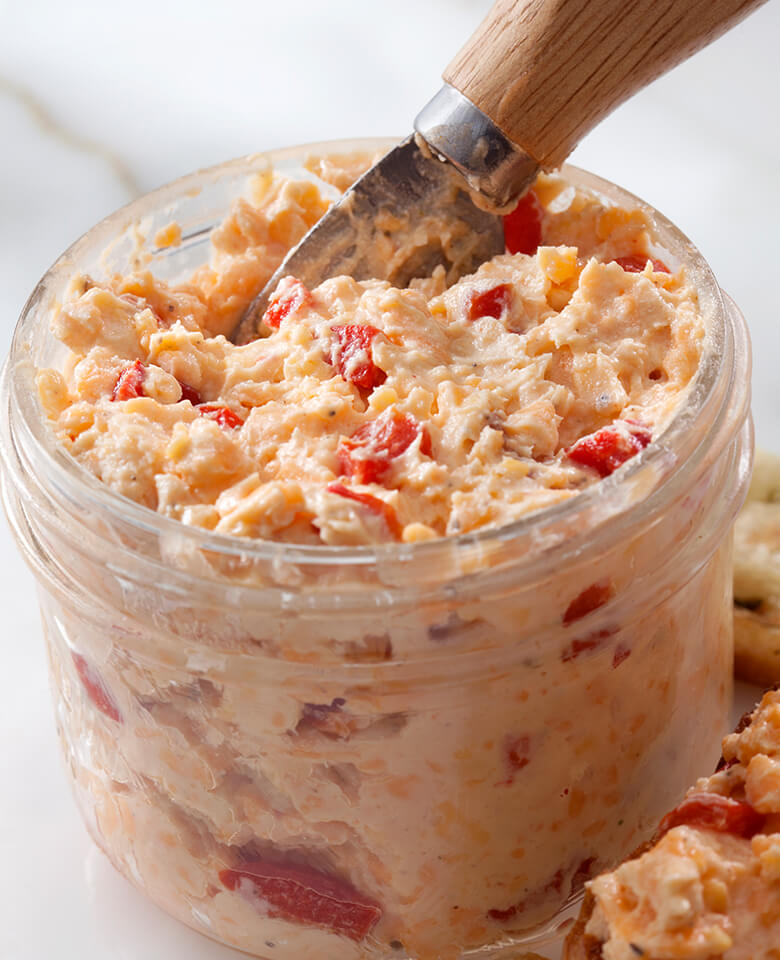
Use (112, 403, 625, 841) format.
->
(444, 0, 767, 169)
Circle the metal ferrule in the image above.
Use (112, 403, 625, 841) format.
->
(414, 84, 539, 211)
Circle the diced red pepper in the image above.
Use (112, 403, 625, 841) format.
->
(327, 482, 401, 539)
(563, 582, 613, 625)
(111, 360, 146, 401)
(561, 629, 615, 663)
(71, 652, 122, 723)
(716, 756, 740, 773)
(503, 190, 543, 255)
(612, 644, 631, 668)
(337, 410, 432, 485)
(468, 283, 513, 322)
(496, 734, 531, 786)
(263, 276, 313, 330)
(567, 421, 652, 478)
(219, 859, 382, 941)
(612, 255, 670, 274)
(658, 793, 766, 839)
(197, 404, 244, 429)
(487, 903, 518, 923)
(328, 325, 386, 390)
(177, 380, 203, 405)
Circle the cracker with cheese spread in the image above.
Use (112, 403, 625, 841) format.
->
(564, 686, 780, 960)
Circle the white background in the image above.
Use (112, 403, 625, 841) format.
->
(1, 1, 778, 956)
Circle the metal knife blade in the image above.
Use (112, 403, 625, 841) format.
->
(234, 135, 506, 343)
(233, 86, 540, 344)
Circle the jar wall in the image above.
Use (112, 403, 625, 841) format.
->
(36, 526, 735, 960)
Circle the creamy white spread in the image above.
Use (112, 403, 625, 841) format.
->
(38, 164, 703, 545)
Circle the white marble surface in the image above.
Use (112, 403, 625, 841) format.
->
(1, 1, 778, 956)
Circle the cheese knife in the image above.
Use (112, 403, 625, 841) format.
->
(235, 0, 765, 343)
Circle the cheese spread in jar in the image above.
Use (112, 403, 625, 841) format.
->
(37, 164, 702, 545)
(0, 142, 752, 960)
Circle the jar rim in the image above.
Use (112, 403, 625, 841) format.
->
(0, 139, 749, 578)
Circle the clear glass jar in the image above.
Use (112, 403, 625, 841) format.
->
(0, 141, 752, 960)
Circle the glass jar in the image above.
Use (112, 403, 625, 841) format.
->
(0, 141, 752, 960)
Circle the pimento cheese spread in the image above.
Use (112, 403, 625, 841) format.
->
(37, 161, 703, 545)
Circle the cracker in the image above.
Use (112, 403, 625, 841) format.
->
(562, 687, 780, 959)
(733, 448, 780, 684)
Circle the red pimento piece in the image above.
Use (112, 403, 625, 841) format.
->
(337, 410, 432, 485)
(563, 582, 613, 625)
(468, 283, 513, 322)
(658, 793, 766, 839)
(111, 360, 146, 401)
(613, 254, 670, 274)
(177, 380, 203, 405)
(71, 652, 122, 723)
(561, 628, 614, 663)
(503, 189, 543, 255)
(219, 859, 382, 941)
(567, 421, 652, 478)
(328, 325, 386, 390)
(716, 756, 740, 773)
(263, 276, 312, 330)
(496, 734, 531, 786)
(612, 643, 631, 668)
(327, 482, 401, 539)
(487, 904, 518, 923)
(197, 404, 244, 429)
